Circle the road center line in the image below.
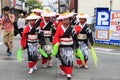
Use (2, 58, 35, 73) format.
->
(95, 50, 120, 56)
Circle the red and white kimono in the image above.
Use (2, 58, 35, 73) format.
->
(53, 22, 79, 76)
(21, 24, 44, 69)
(53, 20, 59, 28)
(75, 23, 94, 67)
(40, 20, 54, 67)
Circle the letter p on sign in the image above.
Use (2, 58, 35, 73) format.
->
(97, 12, 110, 26)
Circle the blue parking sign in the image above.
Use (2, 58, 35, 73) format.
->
(96, 8, 110, 26)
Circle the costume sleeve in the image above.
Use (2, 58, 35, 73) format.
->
(21, 26, 30, 48)
(86, 27, 94, 46)
(52, 25, 60, 44)
(35, 19, 42, 28)
(39, 21, 45, 29)
(36, 27, 46, 45)
(72, 29, 79, 48)
(74, 25, 81, 35)
(51, 24, 56, 36)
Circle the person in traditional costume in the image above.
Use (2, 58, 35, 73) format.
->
(31, 8, 44, 59)
(21, 13, 44, 74)
(50, 12, 60, 36)
(69, 12, 79, 27)
(39, 10, 56, 68)
(53, 13, 79, 79)
(51, 12, 60, 28)
(31, 8, 43, 28)
(75, 13, 94, 69)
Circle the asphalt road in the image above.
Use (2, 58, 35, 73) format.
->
(0, 33, 120, 80)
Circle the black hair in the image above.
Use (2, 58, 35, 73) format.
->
(3, 6, 10, 11)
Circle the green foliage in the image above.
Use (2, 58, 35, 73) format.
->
(27, 0, 43, 9)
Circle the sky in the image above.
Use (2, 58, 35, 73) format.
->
(41, 0, 56, 5)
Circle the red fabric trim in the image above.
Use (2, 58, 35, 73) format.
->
(75, 25, 82, 34)
(42, 57, 51, 64)
(76, 59, 83, 65)
(66, 66, 73, 74)
(60, 40, 73, 42)
(53, 21, 59, 27)
(60, 65, 73, 75)
(27, 37, 38, 40)
(60, 65, 67, 74)
(40, 21, 45, 29)
(52, 23, 64, 44)
(28, 61, 37, 68)
(21, 26, 30, 48)
(76, 60, 87, 65)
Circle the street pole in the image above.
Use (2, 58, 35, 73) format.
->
(110, 0, 112, 11)
(74, 0, 78, 13)
(58, 0, 60, 13)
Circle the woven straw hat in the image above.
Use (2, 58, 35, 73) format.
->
(26, 13, 41, 20)
(76, 13, 89, 18)
(31, 8, 43, 13)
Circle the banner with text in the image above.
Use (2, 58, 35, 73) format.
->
(95, 8, 120, 45)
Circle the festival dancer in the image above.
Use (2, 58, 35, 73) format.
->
(31, 8, 44, 58)
(31, 8, 43, 27)
(69, 12, 79, 27)
(21, 13, 44, 74)
(53, 13, 79, 79)
(40, 10, 56, 68)
(75, 13, 94, 69)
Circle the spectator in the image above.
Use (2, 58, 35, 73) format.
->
(17, 13, 25, 36)
(0, 6, 15, 56)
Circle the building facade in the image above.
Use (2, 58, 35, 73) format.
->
(0, 0, 27, 20)
(78, 0, 120, 16)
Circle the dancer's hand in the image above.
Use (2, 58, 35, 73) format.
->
(21, 46, 25, 50)
(38, 44, 41, 49)
(56, 42, 60, 46)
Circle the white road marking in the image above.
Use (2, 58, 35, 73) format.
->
(94, 47, 114, 51)
(95, 50, 120, 56)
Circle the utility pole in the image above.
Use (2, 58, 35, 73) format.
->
(110, 0, 112, 11)
(74, 0, 78, 13)
(58, 0, 60, 13)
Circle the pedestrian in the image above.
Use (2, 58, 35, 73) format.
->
(21, 13, 44, 74)
(17, 13, 25, 36)
(75, 13, 94, 69)
(0, 6, 15, 56)
(53, 13, 79, 79)
(39, 10, 56, 68)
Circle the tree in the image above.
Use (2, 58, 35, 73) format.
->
(27, 0, 43, 9)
